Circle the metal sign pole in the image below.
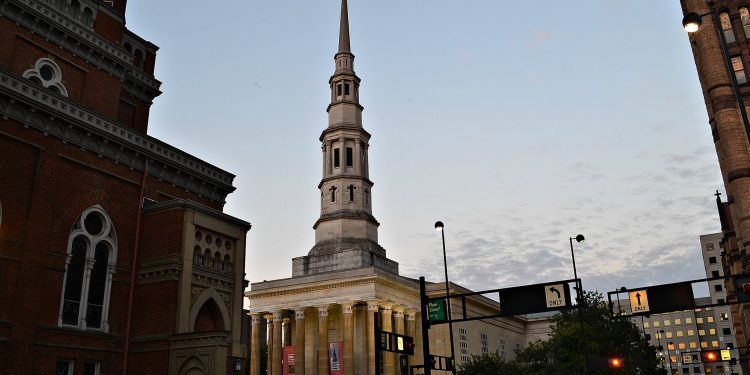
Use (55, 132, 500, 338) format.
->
(420, 277, 432, 375)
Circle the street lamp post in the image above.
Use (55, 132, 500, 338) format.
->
(569, 234, 587, 374)
(435, 221, 456, 374)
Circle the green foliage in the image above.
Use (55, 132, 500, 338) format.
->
(456, 352, 518, 375)
(457, 291, 666, 375)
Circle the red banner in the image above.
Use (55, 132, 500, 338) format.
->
(283, 346, 296, 375)
(329, 342, 343, 375)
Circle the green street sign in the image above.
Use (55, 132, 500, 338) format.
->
(428, 299, 446, 322)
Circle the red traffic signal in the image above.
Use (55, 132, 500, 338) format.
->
(703, 350, 720, 363)
(743, 282, 750, 294)
(608, 357, 624, 368)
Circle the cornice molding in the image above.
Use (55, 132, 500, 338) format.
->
(1, 0, 162, 101)
(0, 68, 236, 203)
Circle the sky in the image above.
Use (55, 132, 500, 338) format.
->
(124, 1, 723, 299)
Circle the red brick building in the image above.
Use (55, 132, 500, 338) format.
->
(0, 0, 250, 374)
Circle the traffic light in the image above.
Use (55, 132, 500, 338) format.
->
(743, 282, 750, 294)
(702, 350, 720, 363)
(608, 356, 624, 368)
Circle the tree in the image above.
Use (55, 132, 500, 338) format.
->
(457, 352, 519, 375)
(517, 291, 665, 375)
(458, 291, 666, 375)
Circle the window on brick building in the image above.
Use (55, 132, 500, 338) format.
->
(56, 360, 74, 375)
(721, 12, 736, 43)
(742, 8, 750, 37)
(59, 206, 117, 331)
(83, 362, 100, 375)
(709, 256, 717, 264)
(134, 49, 143, 69)
(23, 58, 68, 97)
(732, 56, 747, 84)
(334, 148, 340, 168)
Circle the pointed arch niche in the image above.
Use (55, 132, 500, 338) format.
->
(58, 205, 117, 332)
(189, 289, 229, 332)
(179, 356, 208, 375)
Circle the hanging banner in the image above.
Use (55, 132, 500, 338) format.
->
(283, 346, 296, 375)
(329, 342, 343, 375)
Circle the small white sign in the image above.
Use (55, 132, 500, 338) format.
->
(683, 354, 692, 364)
(545, 284, 566, 308)
(629, 290, 650, 313)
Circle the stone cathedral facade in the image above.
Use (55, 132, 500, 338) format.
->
(245, 2, 531, 375)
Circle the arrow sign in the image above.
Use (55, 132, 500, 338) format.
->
(549, 287, 561, 299)
(545, 283, 567, 309)
(628, 290, 650, 313)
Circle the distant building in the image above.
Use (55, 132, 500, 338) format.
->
(612, 232, 742, 374)
(0, 0, 250, 374)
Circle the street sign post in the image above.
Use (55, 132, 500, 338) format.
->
(428, 300, 446, 322)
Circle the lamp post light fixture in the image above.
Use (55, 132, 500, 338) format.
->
(682, 10, 750, 144)
(233, 359, 241, 373)
(434, 221, 456, 374)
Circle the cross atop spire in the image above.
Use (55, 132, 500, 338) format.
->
(338, 0, 351, 53)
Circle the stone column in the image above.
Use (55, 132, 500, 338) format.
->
(318, 305, 330, 375)
(367, 301, 379, 375)
(405, 310, 416, 342)
(381, 304, 394, 375)
(283, 317, 292, 347)
(265, 314, 274, 375)
(342, 303, 354, 375)
(354, 139, 361, 174)
(322, 144, 327, 177)
(294, 308, 306, 375)
(250, 314, 262, 375)
(406, 310, 417, 374)
(394, 307, 405, 375)
(273, 312, 283, 375)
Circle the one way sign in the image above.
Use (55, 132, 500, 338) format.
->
(628, 290, 650, 314)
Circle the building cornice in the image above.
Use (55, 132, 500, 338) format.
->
(0, 0, 162, 102)
(246, 267, 422, 312)
(143, 199, 251, 231)
(0, 68, 236, 203)
(319, 125, 371, 142)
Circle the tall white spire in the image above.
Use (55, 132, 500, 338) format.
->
(291, 0, 398, 277)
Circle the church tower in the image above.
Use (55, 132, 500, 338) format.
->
(292, 0, 398, 276)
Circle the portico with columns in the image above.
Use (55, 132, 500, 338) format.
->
(248, 268, 423, 375)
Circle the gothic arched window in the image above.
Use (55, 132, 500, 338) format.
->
(214, 252, 222, 271)
(224, 255, 232, 273)
(59, 205, 117, 331)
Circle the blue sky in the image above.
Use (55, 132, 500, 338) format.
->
(125, 1, 722, 297)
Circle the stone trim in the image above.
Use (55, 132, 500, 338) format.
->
(0, 69, 236, 202)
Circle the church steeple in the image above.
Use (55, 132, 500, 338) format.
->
(292, 0, 398, 277)
(338, 0, 351, 53)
